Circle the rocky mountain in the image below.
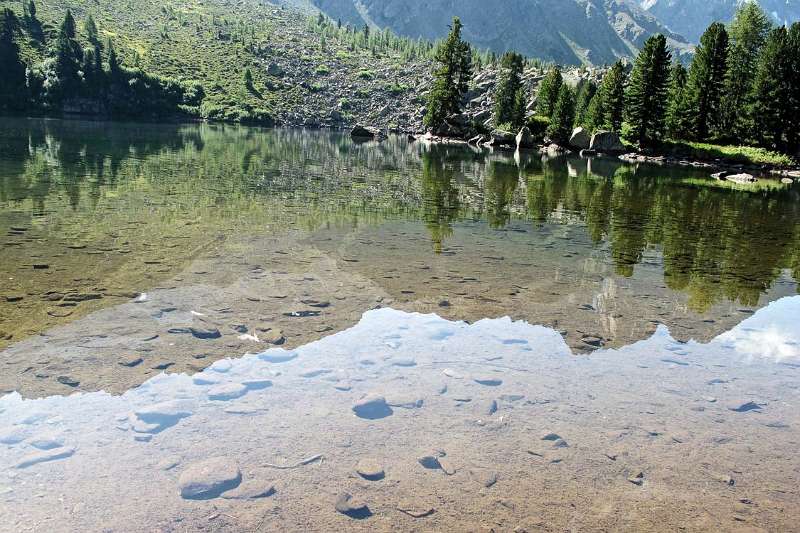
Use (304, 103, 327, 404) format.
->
(300, 0, 694, 65)
(641, 0, 800, 42)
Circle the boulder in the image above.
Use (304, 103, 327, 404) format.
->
(350, 124, 383, 140)
(516, 127, 535, 150)
(488, 130, 516, 147)
(569, 127, 591, 150)
(723, 173, 757, 184)
(589, 131, 625, 153)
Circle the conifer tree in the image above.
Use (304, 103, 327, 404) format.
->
(786, 23, 800, 154)
(585, 60, 626, 132)
(685, 22, 729, 140)
(665, 61, 691, 139)
(751, 27, 793, 151)
(573, 79, 596, 128)
(244, 67, 254, 91)
(424, 17, 472, 130)
(493, 51, 525, 128)
(720, 3, 771, 140)
(0, 8, 26, 112)
(546, 84, 575, 143)
(535, 66, 562, 118)
(55, 9, 82, 94)
(624, 34, 671, 146)
(85, 14, 99, 46)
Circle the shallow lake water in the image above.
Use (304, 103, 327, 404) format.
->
(0, 118, 799, 531)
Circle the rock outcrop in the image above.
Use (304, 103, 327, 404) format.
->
(589, 131, 626, 153)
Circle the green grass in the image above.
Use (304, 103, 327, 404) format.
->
(661, 140, 796, 167)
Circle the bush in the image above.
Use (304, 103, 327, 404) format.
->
(315, 64, 331, 75)
(526, 115, 549, 141)
(357, 69, 374, 80)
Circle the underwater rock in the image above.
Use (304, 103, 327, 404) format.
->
(178, 457, 242, 500)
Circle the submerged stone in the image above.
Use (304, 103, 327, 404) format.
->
(352, 395, 393, 420)
(178, 457, 242, 500)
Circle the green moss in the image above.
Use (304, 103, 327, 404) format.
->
(662, 140, 795, 167)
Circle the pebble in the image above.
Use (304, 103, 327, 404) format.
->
(728, 400, 763, 412)
(390, 358, 417, 367)
(259, 352, 298, 363)
(471, 469, 499, 488)
(178, 457, 242, 500)
(300, 368, 332, 378)
(221, 480, 276, 500)
(0, 428, 27, 445)
(352, 395, 393, 420)
(627, 472, 645, 486)
(189, 327, 222, 340)
(397, 504, 436, 518)
(118, 356, 143, 368)
(28, 436, 64, 450)
(208, 383, 248, 401)
(417, 454, 443, 470)
(356, 459, 385, 481)
(473, 375, 503, 386)
(15, 447, 75, 469)
(131, 401, 193, 434)
(56, 376, 80, 387)
(335, 492, 371, 519)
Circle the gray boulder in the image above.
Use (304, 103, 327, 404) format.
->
(589, 131, 625, 153)
(350, 125, 386, 141)
(569, 127, 591, 150)
(489, 130, 516, 147)
(178, 457, 242, 500)
(516, 127, 535, 150)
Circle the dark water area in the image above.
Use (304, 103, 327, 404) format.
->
(1, 118, 799, 532)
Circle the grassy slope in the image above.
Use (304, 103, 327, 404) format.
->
(1, 0, 430, 125)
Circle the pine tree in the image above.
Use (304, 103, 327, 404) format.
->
(720, 3, 771, 140)
(493, 51, 525, 128)
(535, 66, 562, 118)
(665, 61, 691, 139)
(546, 84, 575, 143)
(585, 60, 626, 132)
(751, 27, 793, 151)
(424, 17, 472, 130)
(786, 23, 800, 154)
(0, 8, 27, 112)
(244, 67, 254, 91)
(85, 14, 99, 46)
(54, 10, 82, 95)
(684, 22, 729, 140)
(107, 39, 121, 78)
(624, 34, 671, 146)
(573, 79, 596, 128)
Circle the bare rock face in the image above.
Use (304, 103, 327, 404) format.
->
(589, 131, 625, 153)
(178, 457, 242, 500)
(569, 127, 591, 150)
(350, 125, 387, 141)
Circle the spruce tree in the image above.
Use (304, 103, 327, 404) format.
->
(573, 79, 596, 128)
(585, 60, 626, 132)
(751, 27, 793, 151)
(85, 14, 99, 46)
(624, 34, 671, 146)
(665, 61, 691, 139)
(535, 66, 562, 118)
(493, 51, 525, 128)
(546, 84, 575, 143)
(684, 23, 729, 140)
(424, 17, 472, 130)
(244, 67, 254, 91)
(0, 8, 27, 112)
(720, 3, 771, 140)
(55, 10, 82, 94)
(786, 23, 800, 154)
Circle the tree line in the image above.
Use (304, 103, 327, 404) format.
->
(426, 4, 800, 156)
(0, 4, 204, 119)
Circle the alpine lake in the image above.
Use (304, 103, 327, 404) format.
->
(0, 118, 798, 532)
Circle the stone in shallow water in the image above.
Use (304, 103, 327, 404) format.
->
(417, 455, 443, 470)
(118, 356, 143, 367)
(56, 376, 80, 387)
(300, 368, 332, 378)
(131, 401, 193, 434)
(15, 447, 75, 469)
(628, 472, 645, 486)
(208, 383, 248, 401)
(189, 327, 222, 340)
(335, 493, 372, 519)
(28, 435, 64, 450)
(221, 480, 276, 500)
(728, 401, 763, 413)
(352, 395, 393, 420)
(356, 459, 385, 481)
(473, 375, 503, 387)
(259, 351, 298, 363)
(178, 457, 242, 500)
(0, 427, 27, 445)
(390, 358, 417, 367)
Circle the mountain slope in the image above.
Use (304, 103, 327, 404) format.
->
(304, 0, 693, 65)
(641, 0, 800, 42)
